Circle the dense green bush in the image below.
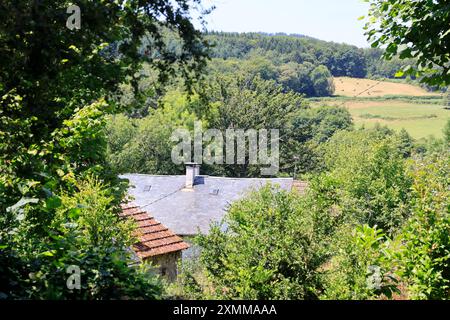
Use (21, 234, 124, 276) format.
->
(106, 91, 200, 175)
(323, 224, 399, 300)
(394, 154, 449, 299)
(105, 77, 354, 177)
(191, 186, 331, 299)
(173, 129, 448, 300)
(292, 106, 353, 144)
(319, 129, 412, 233)
(0, 177, 162, 299)
(0, 0, 208, 299)
(311, 65, 335, 97)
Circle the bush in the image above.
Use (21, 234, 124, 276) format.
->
(190, 185, 330, 299)
(322, 224, 399, 300)
(311, 65, 335, 97)
(320, 129, 412, 233)
(106, 91, 199, 175)
(0, 176, 163, 299)
(394, 154, 449, 299)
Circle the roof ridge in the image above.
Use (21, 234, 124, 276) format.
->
(134, 215, 156, 222)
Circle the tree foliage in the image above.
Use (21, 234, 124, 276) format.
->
(105, 76, 353, 177)
(106, 90, 200, 175)
(395, 154, 449, 299)
(192, 186, 331, 299)
(364, 0, 450, 86)
(0, 0, 209, 299)
(0, 177, 163, 299)
(320, 129, 412, 233)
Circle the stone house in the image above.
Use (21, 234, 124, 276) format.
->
(120, 203, 189, 281)
(121, 163, 307, 264)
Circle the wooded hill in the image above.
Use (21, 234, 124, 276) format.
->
(203, 32, 417, 97)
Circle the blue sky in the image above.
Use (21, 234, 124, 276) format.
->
(198, 0, 370, 47)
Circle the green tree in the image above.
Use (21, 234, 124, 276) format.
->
(106, 90, 200, 175)
(396, 128, 415, 158)
(278, 62, 315, 95)
(204, 75, 308, 177)
(364, 0, 450, 86)
(0, 177, 163, 299)
(296, 106, 353, 144)
(310, 65, 335, 97)
(0, 0, 210, 299)
(323, 224, 399, 300)
(192, 186, 330, 300)
(321, 129, 412, 233)
(395, 154, 449, 299)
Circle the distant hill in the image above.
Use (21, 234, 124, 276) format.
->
(203, 32, 420, 98)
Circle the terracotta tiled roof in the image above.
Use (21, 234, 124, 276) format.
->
(120, 203, 190, 259)
(292, 181, 308, 194)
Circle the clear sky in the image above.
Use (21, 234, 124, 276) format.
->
(199, 0, 370, 48)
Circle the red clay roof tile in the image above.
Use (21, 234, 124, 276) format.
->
(120, 203, 190, 259)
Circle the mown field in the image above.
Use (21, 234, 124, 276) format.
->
(334, 77, 441, 97)
(312, 77, 449, 139)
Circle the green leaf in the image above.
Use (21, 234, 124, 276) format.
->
(395, 70, 404, 78)
(41, 250, 56, 257)
(45, 196, 62, 210)
(68, 207, 81, 219)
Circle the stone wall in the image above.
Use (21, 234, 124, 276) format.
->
(148, 251, 181, 281)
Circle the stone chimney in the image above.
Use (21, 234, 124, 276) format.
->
(185, 162, 200, 189)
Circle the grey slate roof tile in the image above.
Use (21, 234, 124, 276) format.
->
(120, 174, 293, 235)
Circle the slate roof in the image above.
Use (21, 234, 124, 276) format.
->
(120, 174, 294, 235)
(120, 203, 189, 259)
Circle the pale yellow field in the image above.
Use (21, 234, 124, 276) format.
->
(334, 77, 441, 97)
(312, 78, 449, 139)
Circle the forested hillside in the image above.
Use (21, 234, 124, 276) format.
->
(200, 32, 419, 97)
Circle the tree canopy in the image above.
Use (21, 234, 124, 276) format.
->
(364, 0, 450, 86)
(0, 0, 210, 299)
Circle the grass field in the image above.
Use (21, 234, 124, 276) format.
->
(334, 77, 441, 97)
(311, 78, 449, 140)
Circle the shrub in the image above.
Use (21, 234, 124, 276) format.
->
(321, 130, 412, 233)
(192, 185, 330, 299)
(394, 154, 449, 299)
(0, 176, 163, 299)
(322, 224, 399, 300)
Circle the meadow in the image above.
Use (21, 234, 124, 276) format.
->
(312, 78, 449, 139)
